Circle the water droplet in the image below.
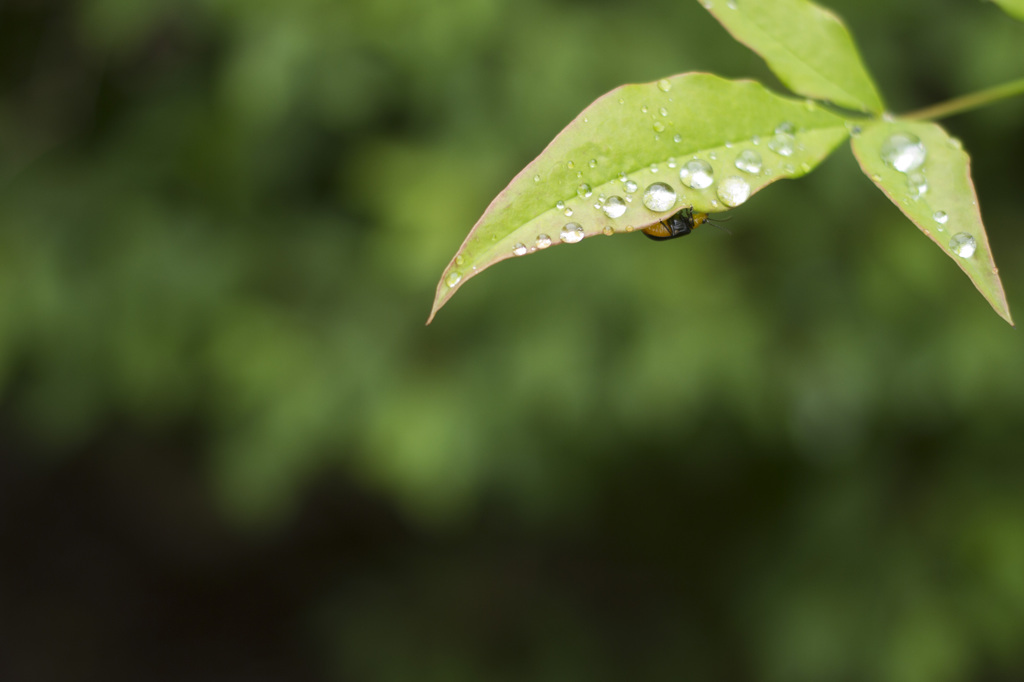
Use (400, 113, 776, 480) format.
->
(679, 159, 714, 189)
(536, 234, 552, 249)
(563, 207, 574, 217)
(512, 242, 528, 256)
(642, 182, 677, 212)
(555, 200, 565, 211)
(657, 79, 672, 92)
(775, 121, 796, 135)
(618, 98, 625, 105)
(577, 183, 592, 198)
(455, 255, 464, 266)
(724, 140, 734, 148)
(588, 158, 598, 169)
(659, 107, 668, 117)
(446, 270, 462, 287)
(649, 163, 659, 173)
(567, 160, 575, 170)
(640, 104, 649, 114)
(708, 151, 718, 160)
(768, 132, 796, 156)
(906, 172, 927, 198)
(727, 0, 737, 8)
(653, 121, 665, 133)
(560, 222, 585, 243)
(533, 174, 541, 183)
(603, 226, 614, 236)
(751, 135, 760, 145)
(933, 210, 948, 224)
(624, 179, 638, 194)
(717, 176, 751, 207)
(734, 149, 763, 174)
(673, 134, 683, 143)
(880, 132, 926, 173)
(948, 232, 976, 258)
(667, 157, 677, 169)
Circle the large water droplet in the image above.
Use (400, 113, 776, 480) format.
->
(717, 176, 751, 207)
(948, 232, 976, 258)
(602, 195, 628, 218)
(642, 182, 677, 212)
(734, 149, 763, 174)
(880, 132, 926, 173)
(768, 132, 795, 156)
(560, 222, 585, 243)
(536, 234, 552, 249)
(512, 242, 528, 256)
(679, 159, 714, 189)
(657, 79, 672, 92)
(446, 270, 462, 287)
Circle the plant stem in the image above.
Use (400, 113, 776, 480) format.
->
(903, 77, 1024, 121)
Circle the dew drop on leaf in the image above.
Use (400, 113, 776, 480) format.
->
(560, 222, 585, 243)
(717, 176, 751, 207)
(933, 210, 948, 225)
(642, 182, 678, 212)
(679, 159, 714, 189)
(512, 242, 528, 256)
(768, 132, 796, 157)
(624, 179, 638, 194)
(948, 232, 976, 258)
(880, 132, 926, 173)
(601, 195, 628, 218)
(657, 79, 672, 92)
(734, 149, 763, 174)
(536, 234, 552, 249)
(907, 172, 927, 198)
(577, 183, 592, 198)
(445, 270, 462, 287)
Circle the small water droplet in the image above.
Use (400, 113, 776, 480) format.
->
(640, 104, 649, 114)
(667, 157, 677, 169)
(768, 132, 796, 156)
(567, 160, 575, 170)
(625, 225, 634, 233)
(679, 159, 714, 189)
(560, 222, 585, 244)
(536, 234, 552, 249)
(933, 210, 948, 224)
(725, 140, 734, 148)
(555, 200, 565, 211)
(455, 255, 464, 266)
(673, 133, 683, 143)
(880, 132, 926, 173)
(588, 158, 598, 169)
(659, 107, 668, 117)
(563, 207, 574, 217)
(533, 174, 541, 183)
(727, 0, 738, 8)
(624, 179, 638, 194)
(657, 79, 672, 92)
(512, 242, 528, 256)
(948, 232, 976, 258)
(577, 183, 593, 198)
(446, 270, 462, 287)
(717, 176, 751, 207)
(601, 195, 627, 217)
(907, 172, 927, 198)
(775, 121, 796, 135)
(649, 163, 659, 173)
(734, 149, 763, 174)
(642, 182, 677, 212)
(751, 135, 760, 145)
(618, 98, 625, 105)
(708, 151, 718, 160)
(653, 121, 665, 133)
(603, 225, 615, 236)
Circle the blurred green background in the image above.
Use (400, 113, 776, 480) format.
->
(2, 0, 1024, 680)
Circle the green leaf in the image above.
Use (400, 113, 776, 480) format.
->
(991, 0, 1024, 21)
(429, 73, 850, 322)
(701, 0, 884, 114)
(850, 121, 1013, 325)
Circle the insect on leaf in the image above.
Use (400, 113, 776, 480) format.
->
(701, 0, 884, 114)
(851, 121, 1013, 325)
(428, 73, 850, 323)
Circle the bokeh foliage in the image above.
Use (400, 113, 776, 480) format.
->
(2, 0, 1024, 680)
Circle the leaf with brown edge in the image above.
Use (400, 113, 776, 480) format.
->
(428, 72, 850, 323)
